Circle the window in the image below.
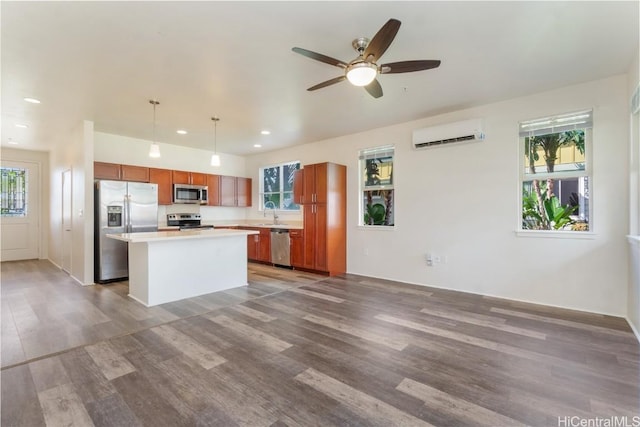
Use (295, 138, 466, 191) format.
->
(359, 145, 394, 227)
(519, 110, 592, 232)
(1, 167, 28, 217)
(259, 161, 301, 211)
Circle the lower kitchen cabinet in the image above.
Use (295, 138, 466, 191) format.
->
(242, 227, 270, 262)
(289, 229, 304, 268)
(303, 204, 328, 271)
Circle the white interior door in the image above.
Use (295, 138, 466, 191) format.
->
(1, 160, 40, 261)
(62, 169, 72, 273)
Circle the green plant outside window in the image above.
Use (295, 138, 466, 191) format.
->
(520, 110, 591, 232)
(360, 146, 394, 227)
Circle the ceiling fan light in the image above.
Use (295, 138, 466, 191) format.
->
(346, 62, 378, 86)
(149, 142, 161, 158)
(210, 154, 221, 167)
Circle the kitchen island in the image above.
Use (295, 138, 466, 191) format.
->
(107, 228, 259, 306)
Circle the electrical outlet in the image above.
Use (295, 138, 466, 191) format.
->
(426, 253, 433, 266)
(434, 255, 441, 263)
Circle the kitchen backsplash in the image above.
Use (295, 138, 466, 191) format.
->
(158, 204, 247, 225)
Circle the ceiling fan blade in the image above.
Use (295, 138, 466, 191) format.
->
(364, 79, 383, 98)
(307, 76, 346, 91)
(292, 47, 348, 68)
(363, 19, 401, 62)
(380, 60, 441, 74)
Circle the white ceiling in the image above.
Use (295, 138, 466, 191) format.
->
(2, 1, 638, 155)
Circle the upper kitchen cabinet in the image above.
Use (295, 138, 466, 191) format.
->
(94, 162, 149, 182)
(121, 165, 149, 182)
(293, 169, 304, 205)
(220, 176, 252, 207)
(172, 170, 207, 186)
(94, 162, 122, 180)
(206, 174, 221, 206)
(149, 168, 173, 205)
(300, 162, 346, 276)
(237, 177, 251, 207)
(302, 163, 328, 204)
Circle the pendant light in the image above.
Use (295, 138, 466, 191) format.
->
(210, 116, 221, 167)
(148, 100, 161, 158)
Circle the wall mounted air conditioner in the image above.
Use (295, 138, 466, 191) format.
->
(412, 118, 484, 150)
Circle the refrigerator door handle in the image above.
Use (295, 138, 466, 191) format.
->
(127, 194, 132, 233)
(124, 195, 129, 233)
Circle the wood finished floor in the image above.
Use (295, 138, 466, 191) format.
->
(1, 260, 639, 426)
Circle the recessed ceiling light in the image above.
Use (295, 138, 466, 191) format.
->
(24, 97, 41, 104)
(8, 139, 18, 145)
(176, 129, 187, 135)
(253, 144, 262, 148)
(261, 130, 270, 135)
(15, 124, 28, 128)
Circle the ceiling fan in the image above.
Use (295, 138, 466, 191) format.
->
(292, 18, 441, 99)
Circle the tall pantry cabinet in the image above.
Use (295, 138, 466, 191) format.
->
(295, 162, 346, 276)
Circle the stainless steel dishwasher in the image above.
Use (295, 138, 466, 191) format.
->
(270, 229, 291, 267)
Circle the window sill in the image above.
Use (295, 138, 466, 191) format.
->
(357, 225, 396, 231)
(515, 230, 596, 239)
(627, 235, 640, 245)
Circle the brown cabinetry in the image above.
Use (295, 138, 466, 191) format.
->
(237, 177, 251, 207)
(121, 165, 150, 182)
(94, 162, 150, 182)
(300, 162, 346, 276)
(94, 162, 248, 207)
(293, 169, 304, 205)
(149, 168, 173, 205)
(302, 163, 328, 204)
(220, 176, 252, 207)
(289, 229, 304, 268)
(172, 170, 206, 186)
(206, 174, 221, 206)
(242, 228, 270, 263)
(94, 162, 123, 180)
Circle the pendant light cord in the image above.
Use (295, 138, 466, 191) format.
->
(212, 116, 220, 154)
(150, 100, 160, 143)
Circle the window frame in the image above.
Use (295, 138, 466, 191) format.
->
(258, 160, 301, 212)
(517, 110, 594, 236)
(358, 145, 395, 229)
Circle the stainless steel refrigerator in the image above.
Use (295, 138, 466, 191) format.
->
(94, 180, 158, 283)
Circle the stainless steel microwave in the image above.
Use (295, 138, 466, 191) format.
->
(173, 184, 208, 205)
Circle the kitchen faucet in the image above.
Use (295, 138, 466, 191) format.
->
(264, 200, 279, 225)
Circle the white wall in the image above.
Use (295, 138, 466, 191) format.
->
(49, 120, 94, 285)
(93, 132, 249, 224)
(0, 147, 50, 260)
(246, 74, 630, 316)
(627, 49, 640, 337)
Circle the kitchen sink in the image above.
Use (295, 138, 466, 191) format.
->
(255, 223, 288, 226)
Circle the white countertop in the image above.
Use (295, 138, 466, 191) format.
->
(107, 228, 258, 243)
(158, 222, 303, 231)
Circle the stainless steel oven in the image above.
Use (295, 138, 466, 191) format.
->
(173, 184, 208, 205)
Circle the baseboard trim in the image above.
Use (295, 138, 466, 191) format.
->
(48, 258, 62, 270)
(47, 258, 93, 286)
(626, 317, 640, 344)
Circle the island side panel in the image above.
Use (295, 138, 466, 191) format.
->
(128, 242, 150, 305)
(135, 235, 249, 306)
